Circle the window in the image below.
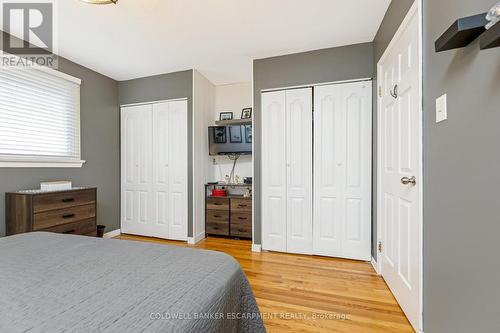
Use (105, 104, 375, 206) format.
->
(0, 65, 83, 167)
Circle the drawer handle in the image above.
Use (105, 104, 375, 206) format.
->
(213, 215, 222, 218)
(62, 214, 75, 219)
(62, 229, 76, 234)
(61, 198, 75, 203)
(237, 204, 247, 207)
(213, 203, 222, 206)
(238, 217, 247, 220)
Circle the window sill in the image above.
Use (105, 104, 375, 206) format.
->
(0, 159, 86, 168)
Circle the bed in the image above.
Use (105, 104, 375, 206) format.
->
(0, 232, 265, 333)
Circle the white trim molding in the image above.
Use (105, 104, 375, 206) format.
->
(188, 231, 206, 245)
(103, 229, 121, 239)
(251, 244, 262, 252)
(371, 257, 380, 275)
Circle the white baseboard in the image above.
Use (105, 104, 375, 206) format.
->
(252, 244, 262, 252)
(371, 257, 380, 275)
(188, 231, 206, 245)
(103, 229, 121, 239)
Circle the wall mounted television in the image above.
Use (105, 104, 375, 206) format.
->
(208, 125, 252, 155)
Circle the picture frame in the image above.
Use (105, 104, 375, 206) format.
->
(241, 108, 252, 119)
(213, 126, 226, 143)
(219, 112, 233, 121)
(229, 126, 242, 143)
(245, 125, 252, 143)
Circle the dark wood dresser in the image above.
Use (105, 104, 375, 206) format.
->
(6, 187, 97, 237)
(206, 196, 252, 239)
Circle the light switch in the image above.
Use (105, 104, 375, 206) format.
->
(436, 94, 447, 123)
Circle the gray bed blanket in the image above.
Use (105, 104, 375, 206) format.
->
(0, 232, 265, 333)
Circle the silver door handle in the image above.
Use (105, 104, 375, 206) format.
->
(401, 176, 416, 186)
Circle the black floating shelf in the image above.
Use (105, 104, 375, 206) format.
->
(435, 13, 488, 52)
(480, 22, 500, 50)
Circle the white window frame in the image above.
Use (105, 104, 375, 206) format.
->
(0, 51, 85, 168)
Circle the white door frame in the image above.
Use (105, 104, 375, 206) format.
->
(376, 1, 423, 332)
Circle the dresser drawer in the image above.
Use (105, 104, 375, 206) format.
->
(33, 189, 96, 213)
(207, 209, 229, 223)
(207, 197, 229, 210)
(230, 198, 252, 213)
(206, 220, 229, 236)
(230, 213, 252, 238)
(42, 218, 96, 235)
(33, 204, 96, 230)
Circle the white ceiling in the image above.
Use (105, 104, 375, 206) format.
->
(56, 0, 389, 84)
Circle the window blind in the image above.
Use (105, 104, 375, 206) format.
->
(0, 66, 81, 162)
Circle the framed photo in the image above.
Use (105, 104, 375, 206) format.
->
(229, 126, 242, 143)
(245, 125, 252, 143)
(241, 108, 252, 119)
(213, 126, 226, 143)
(219, 112, 233, 121)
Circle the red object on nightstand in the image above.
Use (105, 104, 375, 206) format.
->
(211, 189, 227, 197)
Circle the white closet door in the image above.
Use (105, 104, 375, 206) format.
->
(261, 90, 287, 252)
(314, 81, 372, 260)
(285, 88, 313, 255)
(166, 100, 188, 241)
(121, 104, 153, 236)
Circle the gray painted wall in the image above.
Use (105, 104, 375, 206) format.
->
(253, 43, 374, 244)
(0, 33, 120, 236)
(423, 1, 500, 332)
(371, 0, 415, 257)
(117, 70, 194, 237)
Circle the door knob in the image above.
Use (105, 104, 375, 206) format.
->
(401, 176, 416, 186)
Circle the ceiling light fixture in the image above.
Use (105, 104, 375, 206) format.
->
(80, 0, 118, 5)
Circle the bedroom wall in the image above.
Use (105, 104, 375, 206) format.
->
(0, 32, 120, 236)
(210, 82, 253, 182)
(423, 1, 500, 332)
(193, 70, 215, 241)
(371, 0, 415, 258)
(117, 70, 195, 237)
(253, 42, 374, 245)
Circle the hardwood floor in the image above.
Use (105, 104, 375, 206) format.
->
(115, 234, 414, 333)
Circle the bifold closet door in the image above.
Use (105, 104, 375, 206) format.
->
(121, 100, 187, 240)
(262, 88, 313, 254)
(121, 104, 154, 237)
(261, 90, 287, 252)
(152, 100, 188, 241)
(285, 88, 313, 254)
(313, 81, 372, 260)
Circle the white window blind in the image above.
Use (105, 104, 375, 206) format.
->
(0, 65, 83, 167)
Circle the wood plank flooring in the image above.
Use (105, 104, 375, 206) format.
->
(115, 234, 414, 333)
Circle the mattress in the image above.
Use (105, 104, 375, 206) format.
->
(0, 232, 265, 333)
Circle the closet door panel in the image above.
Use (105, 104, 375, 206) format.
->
(121, 104, 153, 237)
(167, 100, 188, 241)
(285, 88, 313, 255)
(152, 102, 171, 238)
(313, 85, 343, 257)
(341, 82, 372, 260)
(261, 91, 287, 252)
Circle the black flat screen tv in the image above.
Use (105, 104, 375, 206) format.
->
(208, 125, 252, 155)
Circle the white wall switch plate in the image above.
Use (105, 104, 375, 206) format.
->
(436, 94, 447, 123)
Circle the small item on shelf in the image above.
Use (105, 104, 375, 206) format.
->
(244, 188, 252, 198)
(234, 175, 241, 184)
(224, 174, 231, 184)
(243, 177, 252, 184)
(211, 188, 227, 197)
(219, 112, 233, 121)
(40, 181, 72, 192)
(241, 107, 252, 119)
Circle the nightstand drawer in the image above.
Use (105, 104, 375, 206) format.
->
(207, 210, 229, 222)
(230, 213, 252, 238)
(206, 220, 229, 236)
(42, 218, 96, 235)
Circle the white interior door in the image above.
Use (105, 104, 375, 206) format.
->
(314, 81, 372, 261)
(165, 100, 188, 241)
(261, 90, 287, 252)
(285, 88, 313, 255)
(121, 104, 153, 236)
(378, 6, 421, 331)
